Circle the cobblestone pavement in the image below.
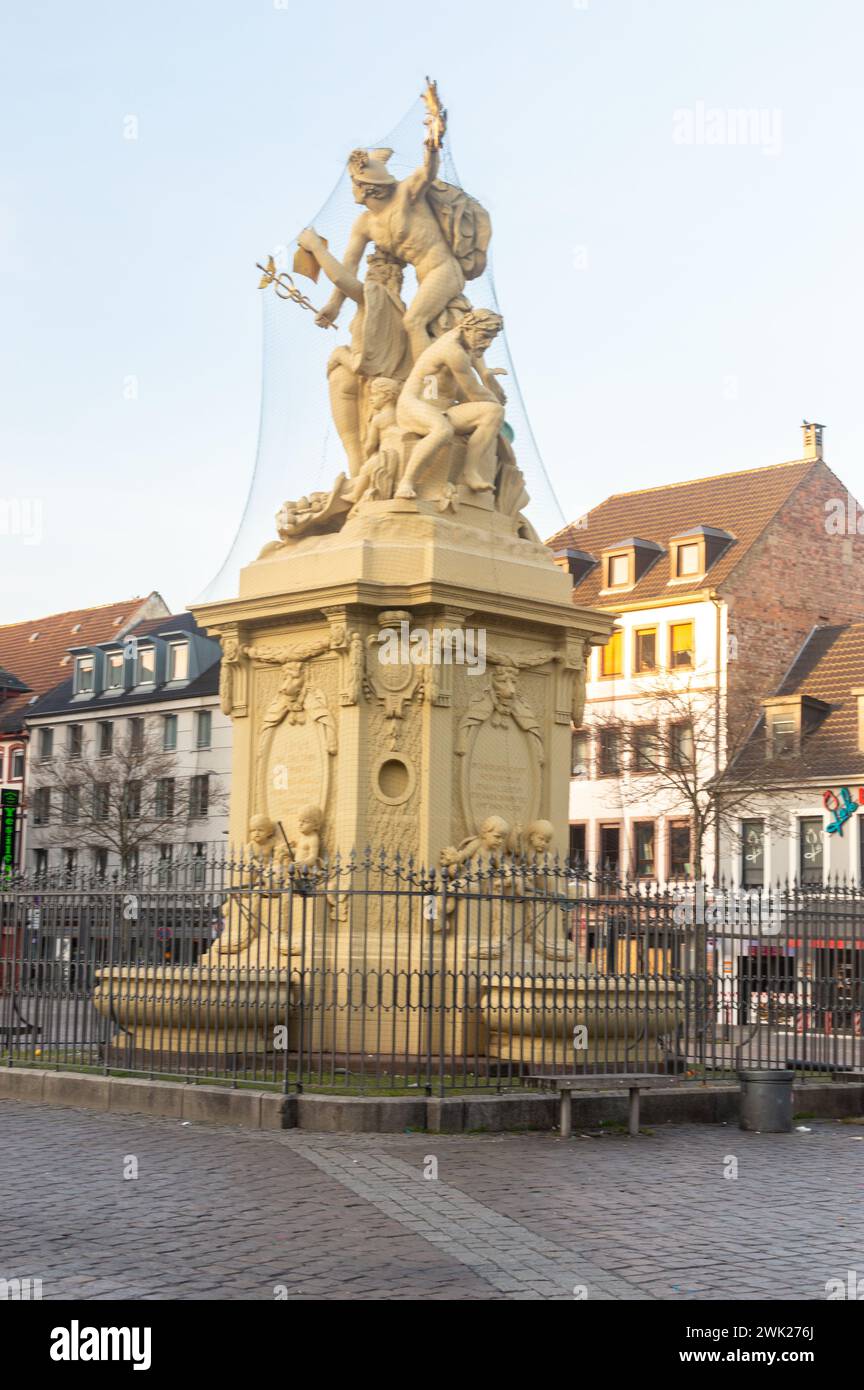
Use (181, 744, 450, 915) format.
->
(1, 1099, 862, 1300)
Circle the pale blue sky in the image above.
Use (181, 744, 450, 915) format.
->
(2, 0, 863, 621)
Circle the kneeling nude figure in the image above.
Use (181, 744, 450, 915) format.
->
(395, 309, 506, 499)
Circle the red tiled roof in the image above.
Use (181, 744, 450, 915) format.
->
(548, 458, 817, 605)
(0, 597, 162, 734)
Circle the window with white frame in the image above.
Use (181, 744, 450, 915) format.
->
(9, 746, 24, 780)
(38, 727, 54, 762)
(162, 714, 177, 751)
(105, 652, 124, 689)
(195, 710, 212, 749)
(168, 643, 189, 681)
(136, 647, 155, 685)
(74, 656, 95, 694)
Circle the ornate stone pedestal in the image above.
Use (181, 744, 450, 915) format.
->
(195, 493, 610, 864)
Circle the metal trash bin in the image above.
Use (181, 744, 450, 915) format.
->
(738, 1069, 794, 1133)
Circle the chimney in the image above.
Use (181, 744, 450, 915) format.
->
(801, 421, 825, 460)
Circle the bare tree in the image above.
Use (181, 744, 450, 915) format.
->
(31, 723, 227, 871)
(582, 670, 798, 882)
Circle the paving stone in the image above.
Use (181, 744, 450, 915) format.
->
(0, 1099, 859, 1299)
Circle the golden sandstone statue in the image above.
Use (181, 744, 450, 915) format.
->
(259, 78, 539, 544)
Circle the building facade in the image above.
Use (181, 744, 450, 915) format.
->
(551, 426, 864, 882)
(0, 594, 169, 870)
(722, 621, 864, 886)
(23, 611, 231, 878)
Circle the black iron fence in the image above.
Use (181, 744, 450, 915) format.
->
(2, 856, 864, 1092)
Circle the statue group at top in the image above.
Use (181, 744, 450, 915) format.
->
(262, 80, 539, 548)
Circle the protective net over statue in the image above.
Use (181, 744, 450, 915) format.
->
(203, 82, 565, 600)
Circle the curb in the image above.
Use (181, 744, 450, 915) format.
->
(1, 1068, 862, 1133)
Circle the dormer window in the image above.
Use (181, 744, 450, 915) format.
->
(675, 543, 701, 578)
(669, 526, 734, 584)
(105, 652, 124, 690)
(770, 714, 797, 757)
(763, 694, 829, 759)
(74, 656, 95, 694)
(136, 647, 155, 685)
(167, 642, 189, 682)
(607, 553, 630, 588)
(553, 548, 598, 587)
(601, 538, 664, 592)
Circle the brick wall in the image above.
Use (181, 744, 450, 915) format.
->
(724, 459, 864, 743)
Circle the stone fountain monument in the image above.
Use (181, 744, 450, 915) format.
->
(94, 83, 681, 1071)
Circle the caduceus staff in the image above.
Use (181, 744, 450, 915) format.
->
(255, 256, 336, 323)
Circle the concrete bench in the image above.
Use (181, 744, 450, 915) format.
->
(530, 1073, 671, 1138)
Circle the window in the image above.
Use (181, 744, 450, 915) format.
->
(607, 553, 630, 588)
(571, 730, 590, 777)
(195, 710, 212, 750)
(742, 819, 765, 889)
(32, 787, 51, 826)
(799, 817, 823, 887)
(105, 651, 124, 690)
(633, 725, 659, 772)
(74, 656, 95, 694)
(162, 714, 178, 751)
(67, 724, 83, 759)
(98, 722, 113, 757)
(191, 842, 207, 884)
(125, 781, 141, 820)
(189, 774, 210, 819)
(157, 843, 174, 883)
(93, 783, 109, 822)
(63, 848, 77, 877)
(670, 621, 694, 669)
(136, 647, 155, 685)
(123, 847, 140, 877)
(669, 820, 692, 877)
(770, 715, 796, 758)
(634, 628, 657, 673)
(676, 542, 701, 577)
(569, 824, 586, 867)
(168, 643, 189, 681)
(155, 778, 175, 819)
(634, 821, 655, 878)
(669, 721, 694, 770)
(38, 728, 54, 762)
(62, 785, 80, 824)
(600, 629, 623, 677)
(9, 747, 24, 780)
(129, 717, 144, 755)
(599, 824, 620, 873)
(93, 847, 108, 878)
(599, 730, 620, 776)
(32, 848, 48, 878)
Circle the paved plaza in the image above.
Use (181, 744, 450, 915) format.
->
(1, 1099, 862, 1300)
